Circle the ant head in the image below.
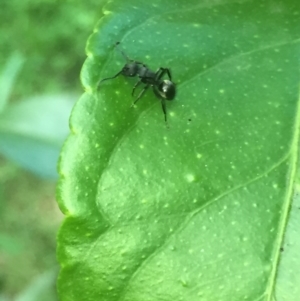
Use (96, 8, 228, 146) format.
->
(122, 62, 138, 77)
(158, 80, 176, 100)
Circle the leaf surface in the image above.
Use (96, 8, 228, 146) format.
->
(57, 0, 300, 300)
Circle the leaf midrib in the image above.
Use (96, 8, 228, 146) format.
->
(265, 65, 300, 300)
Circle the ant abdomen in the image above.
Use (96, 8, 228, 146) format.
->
(158, 80, 176, 100)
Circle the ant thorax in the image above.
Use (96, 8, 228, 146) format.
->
(140, 68, 156, 84)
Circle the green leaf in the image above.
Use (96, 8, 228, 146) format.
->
(57, 0, 300, 300)
(0, 52, 24, 112)
(0, 94, 74, 179)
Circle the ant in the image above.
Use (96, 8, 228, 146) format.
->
(97, 42, 176, 123)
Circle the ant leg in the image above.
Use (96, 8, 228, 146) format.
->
(156, 67, 172, 81)
(164, 68, 172, 80)
(132, 79, 143, 96)
(153, 86, 168, 124)
(131, 85, 149, 107)
(97, 70, 123, 88)
(135, 61, 146, 66)
(161, 98, 167, 123)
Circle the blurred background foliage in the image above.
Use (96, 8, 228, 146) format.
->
(0, 0, 103, 299)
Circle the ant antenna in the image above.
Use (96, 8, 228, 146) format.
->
(97, 70, 123, 87)
(115, 42, 130, 62)
(97, 42, 131, 88)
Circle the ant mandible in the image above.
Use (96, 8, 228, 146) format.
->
(97, 42, 176, 123)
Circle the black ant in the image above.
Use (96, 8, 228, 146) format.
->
(97, 42, 176, 123)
